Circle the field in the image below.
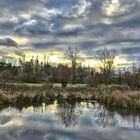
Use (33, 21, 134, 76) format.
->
(10, 83, 88, 88)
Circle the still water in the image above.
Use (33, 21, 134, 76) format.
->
(0, 101, 140, 140)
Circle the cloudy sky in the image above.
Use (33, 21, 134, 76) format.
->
(0, 0, 140, 66)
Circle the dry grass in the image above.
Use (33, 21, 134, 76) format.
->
(0, 83, 140, 111)
(99, 91, 140, 110)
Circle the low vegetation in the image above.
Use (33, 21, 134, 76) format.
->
(0, 83, 140, 112)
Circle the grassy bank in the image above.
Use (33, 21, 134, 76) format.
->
(0, 83, 140, 111)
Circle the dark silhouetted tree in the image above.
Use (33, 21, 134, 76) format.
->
(65, 47, 79, 85)
(97, 47, 117, 84)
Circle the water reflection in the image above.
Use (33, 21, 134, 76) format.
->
(0, 101, 140, 129)
(57, 101, 82, 127)
(95, 107, 117, 128)
(0, 101, 140, 140)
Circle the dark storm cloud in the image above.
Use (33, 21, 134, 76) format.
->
(0, 38, 17, 47)
(31, 38, 98, 50)
(105, 39, 140, 45)
(0, 0, 40, 13)
(121, 46, 140, 55)
(15, 19, 52, 36)
(0, 0, 140, 63)
(14, 16, 85, 37)
(32, 42, 61, 49)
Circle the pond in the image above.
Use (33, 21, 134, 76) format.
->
(0, 101, 140, 140)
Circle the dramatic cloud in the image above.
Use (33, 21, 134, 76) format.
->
(0, 38, 17, 47)
(0, 0, 140, 64)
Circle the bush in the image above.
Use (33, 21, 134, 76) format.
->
(0, 70, 14, 82)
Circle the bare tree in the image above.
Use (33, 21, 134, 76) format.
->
(65, 47, 79, 85)
(97, 47, 117, 84)
(57, 64, 71, 88)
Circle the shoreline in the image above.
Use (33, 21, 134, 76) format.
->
(0, 83, 140, 112)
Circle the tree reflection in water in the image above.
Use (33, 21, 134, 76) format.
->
(56, 101, 118, 128)
(85, 103, 117, 128)
(0, 101, 140, 129)
(95, 108, 117, 127)
(56, 101, 82, 127)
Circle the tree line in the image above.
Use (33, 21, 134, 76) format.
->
(0, 47, 140, 88)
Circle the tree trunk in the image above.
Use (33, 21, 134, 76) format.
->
(72, 62, 76, 85)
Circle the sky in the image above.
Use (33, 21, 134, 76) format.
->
(0, 0, 140, 66)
